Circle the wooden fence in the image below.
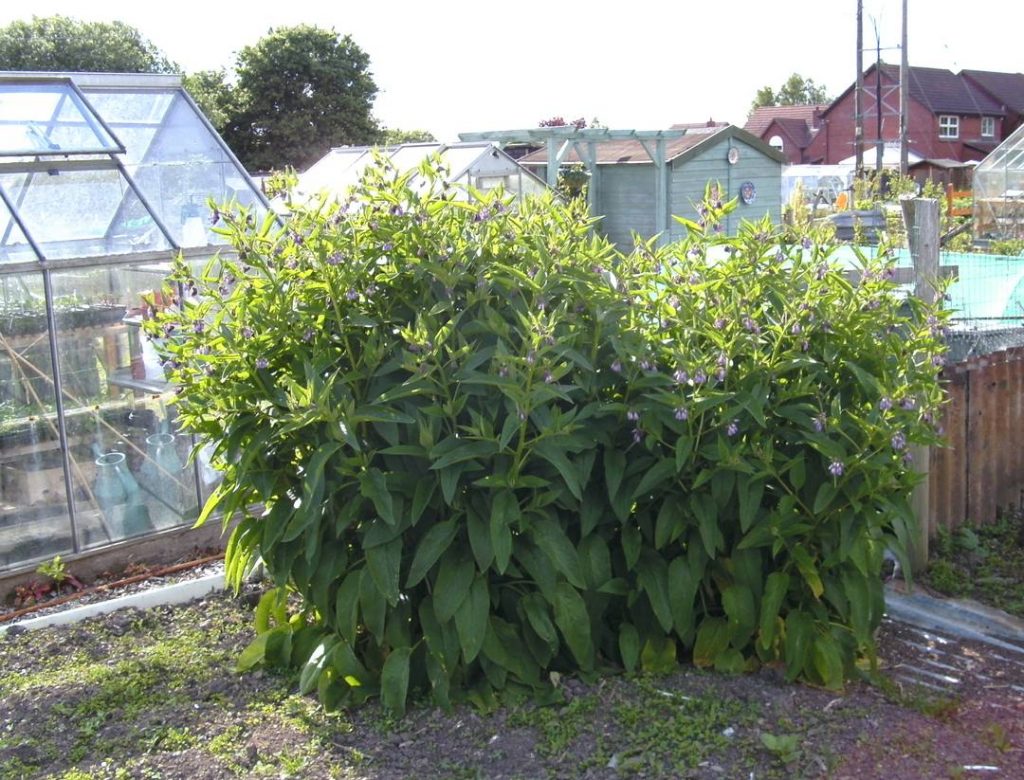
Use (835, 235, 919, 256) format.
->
(929, 346, 1024, 535)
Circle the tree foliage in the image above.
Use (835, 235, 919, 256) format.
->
(182, 69, 235, 132)
(0, 15, 176, 73)
(752, 73, 830, 110)
(220, 24, 379, 173)
(378, 128, 437, 146)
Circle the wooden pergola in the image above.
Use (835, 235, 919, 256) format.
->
(459, 128, 689, 239)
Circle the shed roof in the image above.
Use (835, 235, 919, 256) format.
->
(517, 125, 783, 166)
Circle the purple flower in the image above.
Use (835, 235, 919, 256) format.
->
(389, 204, 404, 216)
(801, 340, 810, 352)
(815, 263, 827, 280)
(209, 207, 220, 225)
(627, 409, 640, 422)
(631, 428, 644, 444)
(774, 250, 786, 263)
(743, 316, 761, 334)
(193, 321, 205, 334)
(675, 407, 689, 421)
(879, 397, 893, 412)
(688, 272, 701, 285)
(499, 366, 510, 378)
(473, 208, 492, 223)
(714, 317, 727, 330)
(802, 237, 813, 250)
(382, 242, 394, 252)
(673, 368, 689, 384)
(828, 460, 845, 477)
(346, 288, 359, 301)
(242, 326, 254, 339)
(900, 397, 916, 411)
(813, 413, 826, 433)
(891, 431, 907, 451)
(932, 354, 946, 367)
(791, 322, 802, 335)
(611, 360, 623, 374)
(902, 451, 914, 466)
(302, 328, 314, 342)
(162, 323, 176, 337)
(544, 370, 555, 383)
(255, 357, 269, 370)
(526, 351, 537, 366)
(327, 252, 343, 266)
(640, 359, 653, 372)
(715, 367, 727, 382)
(726, 420, 739, 437)
(694, 369, 707, 385)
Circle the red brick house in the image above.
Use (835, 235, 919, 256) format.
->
(743, 105, 828, 164)
(747, 64, 1014, 168)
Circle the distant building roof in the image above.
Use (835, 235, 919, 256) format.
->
(744, 104, 827, 138)
(961, 70, 1024, 113)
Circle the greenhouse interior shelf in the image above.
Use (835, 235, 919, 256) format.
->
(0, 71, 271, 573)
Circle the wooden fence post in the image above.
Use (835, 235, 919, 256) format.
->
(901, 197, 939, 573)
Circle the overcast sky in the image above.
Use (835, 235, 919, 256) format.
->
(1, 0, 1020, 143)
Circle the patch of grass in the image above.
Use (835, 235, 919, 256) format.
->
(508, 690, 600, 758)
(922, 515, 1024, 618)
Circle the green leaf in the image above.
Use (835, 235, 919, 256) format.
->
(668, 557, 700, 642)
(359, 467, 395, 525)
(654, 496, 685, 549)
(467, 507, 494, 571)
(637, 551, 673, 633)
(520, 592, 558, 647)
(381, 647, 413, 716)
(633, 458, 677, 498)
(533, 440, 582, 500)
(578, 533, 612, 589)
(299, 637, 338, 695)
(714, 648, 747, 674)
(359, 568, 387, 641)
(619, 623, 641, 673)
(236, 631, 270, 672)
(721, 584, 756, 647)
(738, 477, 765, 533)
(406, 519, 459, 587)
(366, 537, 402, 606)
(430, 439, 499, 470)
(433, 551, 476, 622)
(640, 635, 677, 673)
(532, 516, 586, 589)
(621, 523, 641, 569)
(813, 481, 838, 514)
(491, 491, 517, 574)
(454, 576, 490, 663)
(552, 582, 594, 670)
(792, 545, 824, 599)
(604, 447, 626, 501)
(691, 493, 724, 559)
(758, 572, 790, 652)
(334, 571, 362, 645)
(410, 478, 436, 526)
(812, 635, 845, 690)
(693, 617, 730, 668)
(783, 610, 814, 681)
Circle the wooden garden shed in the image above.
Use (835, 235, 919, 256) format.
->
(463, 125, 784, 249)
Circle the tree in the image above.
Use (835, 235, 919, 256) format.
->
(221, 25, 379, 173)
(751, 73, 829, 110)
(0, 15, 176, 73)
(182, 69, 235, 132)
(377, 128, 436, 145)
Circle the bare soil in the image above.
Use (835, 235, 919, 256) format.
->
(1, 583, 1023, 779)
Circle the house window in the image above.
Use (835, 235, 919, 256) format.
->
(939, 115, 959, 139)
(981, 116, 995, 138)
(768, 134, 784, 153)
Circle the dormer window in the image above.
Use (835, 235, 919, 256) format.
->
(939, 115, 959, 139)
(981, 116, 996, 138)
(768, 134, 784, 153)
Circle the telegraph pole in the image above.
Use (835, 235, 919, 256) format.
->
(856, 0, 864, 174)
(899, 0, 909, 175)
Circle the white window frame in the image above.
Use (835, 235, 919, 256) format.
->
(939, 115, 960, 139)
(981, 116, 995, 138)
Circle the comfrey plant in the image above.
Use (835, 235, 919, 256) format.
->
(153, 164, 947, 714)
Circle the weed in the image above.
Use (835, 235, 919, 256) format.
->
(760, 731, 801, 765)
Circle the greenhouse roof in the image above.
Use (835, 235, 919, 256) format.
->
(0, 71, 268, 267)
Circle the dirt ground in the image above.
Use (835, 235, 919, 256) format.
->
(1, 586, 1023, 779)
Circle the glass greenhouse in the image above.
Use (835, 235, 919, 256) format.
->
(974, 123, 1024, 242)
(0, 72, 268, 574)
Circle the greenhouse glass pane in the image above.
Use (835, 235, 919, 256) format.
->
(0, 270, 74, 568)
(0, 168, 171, 260)
(0, 193, 40, 263)
(0, 82, 121, 157)
(50, 263, 199, 548)
(116, 91, 265, 246)
(81, 89, 175, 166)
